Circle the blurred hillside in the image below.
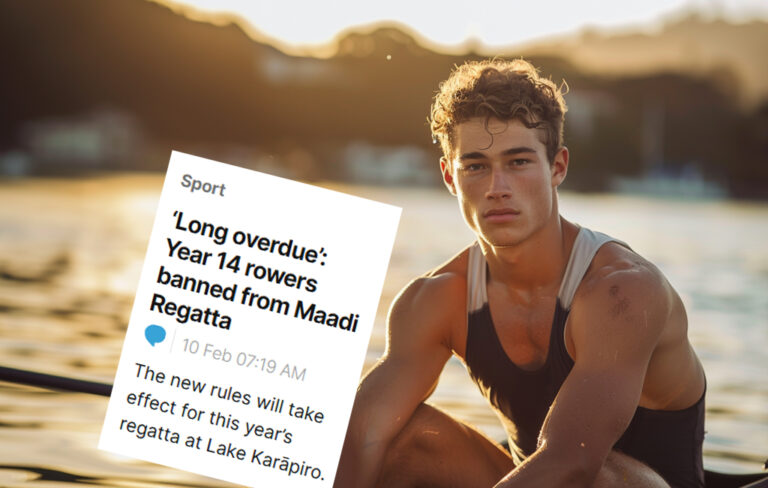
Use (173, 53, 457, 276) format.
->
(1, 0, 766, 198)
(516, 13, 768, 106)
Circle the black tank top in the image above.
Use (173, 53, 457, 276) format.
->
(464, 227, 705, 488)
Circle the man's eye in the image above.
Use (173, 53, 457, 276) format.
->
(465, 163, 484, 171)
(511, 159, 530, 166)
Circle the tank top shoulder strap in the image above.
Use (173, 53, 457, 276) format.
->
(467, 242, 487, 313)
(466, 228, 630, 314)
(557, 227, 629, 310)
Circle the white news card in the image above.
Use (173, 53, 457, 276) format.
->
(99, 151, 401, 487)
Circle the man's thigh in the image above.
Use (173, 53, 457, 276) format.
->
(377, 403, 514, 488)
(376, 403, 672, 488)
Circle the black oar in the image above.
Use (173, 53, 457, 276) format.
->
(0, 365, 112, 397)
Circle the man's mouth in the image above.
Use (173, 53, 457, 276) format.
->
(484, 208, 520, 216)
(483, 208, 521, 222)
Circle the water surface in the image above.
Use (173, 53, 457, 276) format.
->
(0, 175, 765, 486)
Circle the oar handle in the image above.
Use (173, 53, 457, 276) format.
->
(0, 366, 112, 397)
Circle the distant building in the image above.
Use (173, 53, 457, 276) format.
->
(566, 89, 618, 139)
(20, 109, 142, 172)
(0, 150, 33, 177)
(260, 51, 341, 85)
(343, 141, 434, 185)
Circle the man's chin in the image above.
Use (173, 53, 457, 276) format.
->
(478, 231, 527, 249)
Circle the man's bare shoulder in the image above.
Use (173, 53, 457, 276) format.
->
(569, 241, 686, 357)
(569, 240, 704, 409)
(578, 241, 672, 304)
(387, 245, 473, 353)
(393, 244, 471, 316)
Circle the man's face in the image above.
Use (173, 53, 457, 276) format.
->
(441, 117, 568, 248)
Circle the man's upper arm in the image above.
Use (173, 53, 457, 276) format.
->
(336, 274, 458, 487)
(537, 264, 670, 477)
(356, 274, 457, 432)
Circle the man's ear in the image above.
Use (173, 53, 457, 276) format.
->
(551, 147, 569, 188)
(440, 157, 457, 195)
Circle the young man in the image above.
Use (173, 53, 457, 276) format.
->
(334, 59, 706, 488)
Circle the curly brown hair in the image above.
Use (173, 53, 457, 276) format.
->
(430, 58, 568, 164)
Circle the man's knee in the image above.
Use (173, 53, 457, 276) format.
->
(377, 404, 454, 487)
(379, 403, 513, 488)
(594, 450, 670, 488)
(385, 403, 449, 461)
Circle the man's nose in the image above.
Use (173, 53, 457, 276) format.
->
(485, 168, 512, 199)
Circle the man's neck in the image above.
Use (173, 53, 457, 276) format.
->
(479, 216, 577, 295)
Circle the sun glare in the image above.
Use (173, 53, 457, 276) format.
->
(153, 0, 768, 55)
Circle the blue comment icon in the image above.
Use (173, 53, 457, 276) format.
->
(144, 324, 166, 347)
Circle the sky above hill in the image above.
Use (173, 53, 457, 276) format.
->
(157, 0, 768, 51)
